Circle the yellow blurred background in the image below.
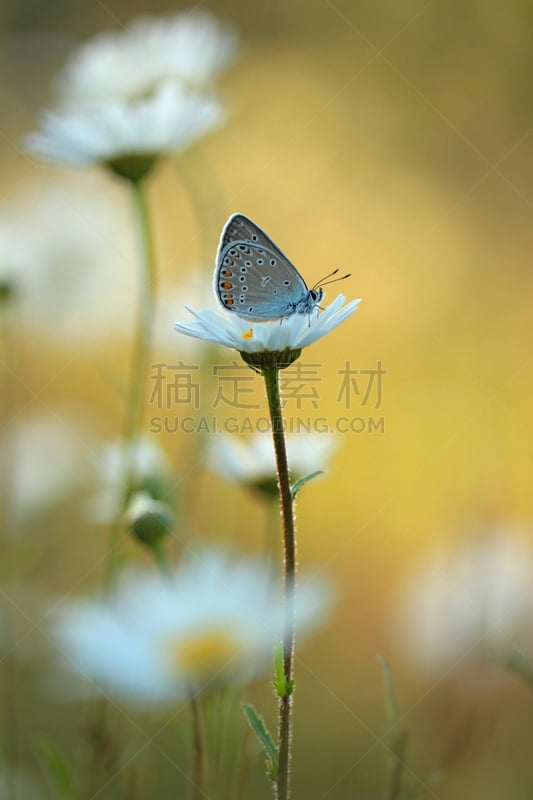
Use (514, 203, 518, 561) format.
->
(1, 0, 533, 797)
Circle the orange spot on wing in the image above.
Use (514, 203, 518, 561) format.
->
(241, 328, 254, 339)
(222, 281, 232, 290)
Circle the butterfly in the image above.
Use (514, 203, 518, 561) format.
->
(214, 213, 349, 321)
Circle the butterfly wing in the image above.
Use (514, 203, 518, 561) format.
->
(215, 213, 310, 319)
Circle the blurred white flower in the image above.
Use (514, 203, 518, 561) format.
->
(394, 529, 533, 674)
(1, 409, 90, 529)
(0, 176, 136, 345)
(208, 432, 338, 491)
(52, 550, 332, 704)
(56, 9, 238, 106)
(25, 83, 223, 169)
(86, 435, 172, 524)
(175, 294, 362, 355)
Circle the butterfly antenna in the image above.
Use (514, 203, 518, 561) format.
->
(311, 269, 338, 289)
(313, 268, 351, 290)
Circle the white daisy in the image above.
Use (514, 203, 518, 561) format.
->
(207, 432, 337, 488)
(52, 550, 332, 704)
(175, 294, 362, 356)
(0, 175, 136, 347)
(394, 528, 533, 674)
(56, 9, 238, 106)
(25, 83, 223, 170)
(85, 436, 172, 525)
(0, 176, 136, 345)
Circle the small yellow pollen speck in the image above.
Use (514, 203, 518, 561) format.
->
(166, 628, 239, 679)
(242, 327, 254, 339)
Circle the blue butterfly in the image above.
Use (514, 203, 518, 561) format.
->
(214, 213, 349, 321)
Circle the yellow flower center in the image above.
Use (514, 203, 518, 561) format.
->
(241, 327, 254, 340)
(167, 628, 239, 679)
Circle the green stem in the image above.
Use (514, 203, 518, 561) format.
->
(262, 367, 296, 800)
(190, 693, 206, 800)
(0, 306, 19, 538)
(150, 539, 172, 582)
(384, 730, 409, 800)
(2, 610, 18, 800)
(150, 537, 211, 800)
(1, 308, 22, 797)
(105, 177, 156, 586)
(152, 539, 172, 582)
(149, 544, 206, 800)
(379, 656, 409, 800)
(264, 497, 280, 583)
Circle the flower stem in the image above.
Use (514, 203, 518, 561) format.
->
(262, 366, 296, 800)
(105, 176, 156, 586)
(1, 307, 23, 796)
(264, 497, 281, 582)
(152, 539, 172, 581)
(190, 693, 207, 800)
(148, 539, 208, 800)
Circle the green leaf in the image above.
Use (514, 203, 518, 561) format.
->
(39, 739, 78, 800)
(379, 657, 442, 800)
(378, 654, 400, 724)
(273, 641, 285, 696)
(290, 471, 324, 499)
(273, 641, 294, 697)
(241, 703, 278, 781)
(378, 655, 408, 800)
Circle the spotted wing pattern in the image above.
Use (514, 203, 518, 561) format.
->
(214, 213, 312, 320)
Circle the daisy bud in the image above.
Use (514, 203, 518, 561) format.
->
(0, 279, 16, 307)
(126, 491, 173, 547)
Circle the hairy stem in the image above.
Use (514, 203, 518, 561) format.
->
(190, 693, 207, 800)
(263, 366, 296, 800)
